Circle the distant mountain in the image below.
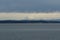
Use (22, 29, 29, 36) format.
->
(0, 20, 60, 23)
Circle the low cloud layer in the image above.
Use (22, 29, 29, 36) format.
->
(0, 12, 60, 20)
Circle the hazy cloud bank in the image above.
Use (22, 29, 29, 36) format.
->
(0, 12, 60, 20)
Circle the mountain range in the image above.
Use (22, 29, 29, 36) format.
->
(0, 19, 60, 23)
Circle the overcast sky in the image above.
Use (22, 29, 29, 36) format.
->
(0, 0, 60, 12)
(0, 0, 60, 20)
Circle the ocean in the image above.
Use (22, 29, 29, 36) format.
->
(0, 23, 60, 40)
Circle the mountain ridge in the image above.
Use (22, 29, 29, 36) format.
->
(0, 20, 60, 23)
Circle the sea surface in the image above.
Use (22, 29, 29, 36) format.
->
(0, 23, 60, 40)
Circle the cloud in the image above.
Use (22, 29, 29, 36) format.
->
(0, 12, 60, 20)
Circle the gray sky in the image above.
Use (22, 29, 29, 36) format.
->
(0, 0, 60, 20)
(0, 0, 60, 12)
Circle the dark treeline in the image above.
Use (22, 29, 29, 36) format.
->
(0, 20, 60, 23)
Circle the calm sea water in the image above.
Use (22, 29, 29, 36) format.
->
(0, 23, 60, 40)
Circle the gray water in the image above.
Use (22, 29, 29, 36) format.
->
(0, 23, 60, 40)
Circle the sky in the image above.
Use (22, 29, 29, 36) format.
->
(0, 0, 60, 20)
(0, 0, 60, 12)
